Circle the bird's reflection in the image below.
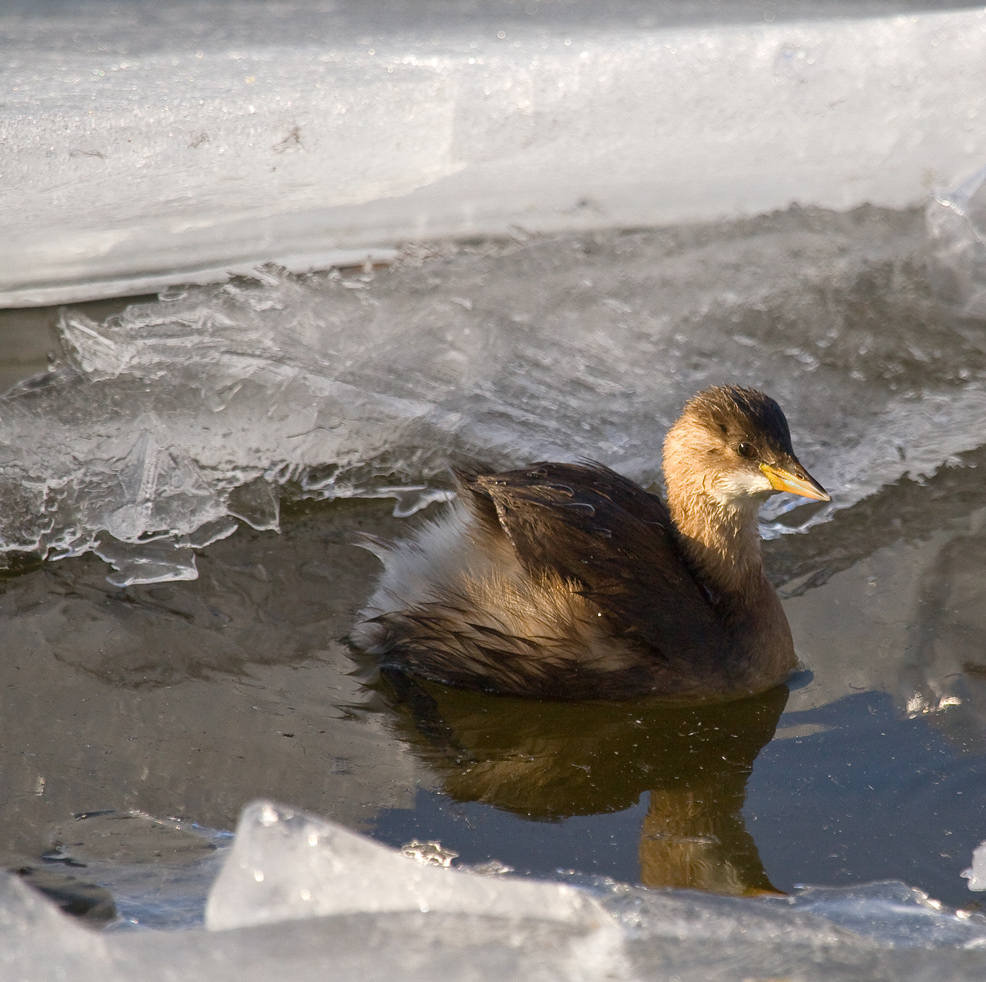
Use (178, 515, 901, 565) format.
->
(383, 675, 788, 896)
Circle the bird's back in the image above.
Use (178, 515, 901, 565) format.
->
(355, 462, 754, 699)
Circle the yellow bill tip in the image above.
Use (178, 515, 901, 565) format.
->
(760, 462, 831, 502)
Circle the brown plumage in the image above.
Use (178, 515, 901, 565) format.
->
(353, 385, 829, 701)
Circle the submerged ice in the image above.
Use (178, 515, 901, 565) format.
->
(2, 204, 986, 584)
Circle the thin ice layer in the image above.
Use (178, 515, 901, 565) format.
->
(1, 205, 983, 583)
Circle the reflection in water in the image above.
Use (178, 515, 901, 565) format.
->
(0, 501, 422, 865)
(384, 679, 788, 895)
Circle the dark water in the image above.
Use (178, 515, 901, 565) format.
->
(369, 657, 986, 908)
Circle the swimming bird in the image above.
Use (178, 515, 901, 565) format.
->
(353, 385, 829, 701)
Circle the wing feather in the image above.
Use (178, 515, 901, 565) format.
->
(463, 462, 723, 661)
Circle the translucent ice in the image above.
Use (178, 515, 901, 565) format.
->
(782, 881, 986, 949)
(195, 802, 986, 980)
(927, 164, 986, 321)
(963, 840, 986, 892)
(4, 207, 986, 583)
(0, 862, 634, 981)
(204, 801, 614, 931)
(0, 872, 149, 979)
(2, 802, 986, 980)
(42, 810, 231, 931)
(602, 884, 986, 980)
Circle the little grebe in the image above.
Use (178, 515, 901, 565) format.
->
(353, 385, 829, 700)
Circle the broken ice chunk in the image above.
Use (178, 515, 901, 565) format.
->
(227, 477, 280, 532)
(93, 537, 200, 587)
(400, 839, 458, 868)
(60, 311, 138, 378)
(926, 164, 986, 321)
(374, 485, 456, 519)
(788, 881, 986, 948)
(0, 870, 112, 975)
(205, 800, 613, 932)
(962, 840, 986, 891)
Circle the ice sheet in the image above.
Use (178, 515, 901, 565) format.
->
(206, 801, 986, 951)
(605, 885, 986, 980)
(779, 881, 986, 948)
(3, 205, 986, 584)
(4, 1, 986, 305)
(0, 863, 634, 982)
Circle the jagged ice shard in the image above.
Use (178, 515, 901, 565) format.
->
(3, 200, 986, 583)
(3, 802, 986, 981)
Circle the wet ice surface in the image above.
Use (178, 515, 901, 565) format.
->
(2, 205, 982, 586)
(4, 200, 986, 974)
(927, 163, 986, 321)
(5, 1, 986, 307)
(3, 802, 986, 982)
(205, 801, 608, 929)
(965, 841, 986, 891)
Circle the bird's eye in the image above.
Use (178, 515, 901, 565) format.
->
(737, 441, 757, 459)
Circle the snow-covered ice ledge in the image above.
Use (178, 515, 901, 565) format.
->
(4, 0, 986, 306)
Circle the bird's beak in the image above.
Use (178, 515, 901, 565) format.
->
(759, 459, 831, 502)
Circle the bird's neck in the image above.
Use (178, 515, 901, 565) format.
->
(666, 487, 767, 600)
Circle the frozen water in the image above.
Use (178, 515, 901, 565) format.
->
(206, 802, 986, 954)
(3, 205, 986, 583)
(602, 885, 986, 980)
(3, 2, 986, 305)
(204, 800, 614, 930)
(2, 801, 986, 979)
(780, 881, 986, 948)
(0, 862, 635, 982)
(584, 874, 986, 953)
(927, 164, 986, 321)
(963, 840, 986, 891)
(0, 872, 114, 978)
